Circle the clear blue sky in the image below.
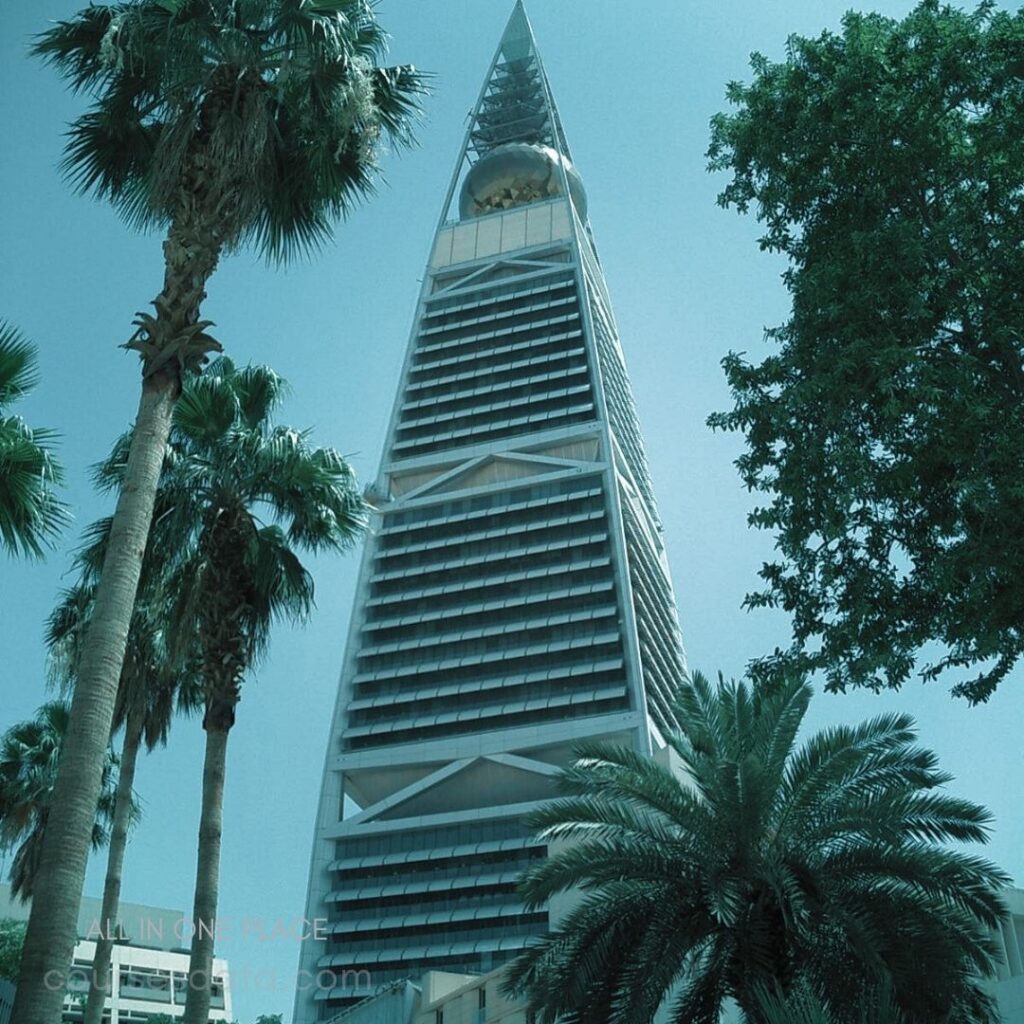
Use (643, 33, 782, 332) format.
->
(1, 1, 1020, 1021)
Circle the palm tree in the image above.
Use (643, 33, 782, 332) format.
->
(504, 672, 1008, 1024)
(0, 703, 119, 902)
(94, 358, 366, 1024)
(46, 577, 201, 1024)
(18, 7, 423, 1017)
(755, 982, 906, 1024)
(0, 321, 69, 557)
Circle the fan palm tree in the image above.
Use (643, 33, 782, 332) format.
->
(504, 672, 1008, 1024)
(46, 575, 201, 1024)
(18, 7, 423, 1017)
(0, 703, 119, 902)
(0, 322, 69, 558)
(93, 358, 366, 1024)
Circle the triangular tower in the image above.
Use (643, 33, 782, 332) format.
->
(294, 6, 688, 1019)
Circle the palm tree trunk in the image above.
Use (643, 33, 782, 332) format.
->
(12, 207, 221, 1024)
(11, 373, 177, 1024)
(182, 722, 230, 1024)
(83, 709, 143, 1024)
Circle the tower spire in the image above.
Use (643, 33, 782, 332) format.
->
(499, 0, 533, 60)
(462, 0, 571, 162)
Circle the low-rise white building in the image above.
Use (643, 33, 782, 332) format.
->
(0, 885, 231, 1024)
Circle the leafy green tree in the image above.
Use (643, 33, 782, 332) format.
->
(46, 576, 201, 1024)
(504, 672, 1007, 1024)
(0, 919, 26, 983)
(0, 703, 119, 902)
(706, 1, 1024, 703)
(94, 359, 366, 1024)
(18, 4, 423, 1019)
(0, 322, 69, 557)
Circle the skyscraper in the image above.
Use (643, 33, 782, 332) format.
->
(295, 5, 687, 1019)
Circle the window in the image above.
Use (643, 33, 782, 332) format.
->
(479, 986, 487, 1009)
(436, 1011, 444, 1024)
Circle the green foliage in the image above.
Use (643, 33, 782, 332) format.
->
(504, 672, 1008, 1024)
(756, 981, 909, 1024)
(92, 358, 367, 717)
(0, 322, 69, 557)
(706, 1, 1024, 702)
(33, 0, 428, 261)
(47, 572, 203, 752)
(0, 918, 25, 983)
(0, 703, 120, 900)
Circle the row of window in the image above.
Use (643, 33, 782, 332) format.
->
(409, 326, 585, 384)
(348, 670, 627, 731)
(427, 259, 572, 311)
(369, 535, 611, 597)
(348, 664, 625, 725)
(362, 575, 613, 637)
(392, 399, 596, 460)
(417, 286, 576, 346)
(587, 278, 659, 521)
(348, 636, 625, 713)
(364, 556, 613, 613)
(329, 915, 547, 956)
(382, 477, 601, 530)
(403, 356, 589, 416)
(344, 691, 630, 751)
(337, 846, 543, 886)
(330, 884, 522, 922)
(621, 502, 687, 736)
(372, 514, 606, 575)
(374, 483, 605, 551)
(315, 948, 521, 1008)
(354, 601, 617, 674)
(336, 818, 533, 860)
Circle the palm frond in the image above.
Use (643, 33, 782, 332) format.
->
(508, 669, 1009, 1024)
(0, 701, 120, 899)
(31, 5, 125, 94)
(0, 322, 41, 404)
(0, 322, 69, 557)
(247, 524, 315, 626)
(36, 0, 427, 256)
(122, 359, 365, 713)
(0, 418, 70, 558)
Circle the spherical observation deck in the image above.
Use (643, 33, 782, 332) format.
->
(459, 142, 587, 221)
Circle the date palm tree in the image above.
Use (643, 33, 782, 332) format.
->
(18, 7, 423, 1018)
(505, 672, 1008, 1024)
(46, 576, 201, 1024)
(94, 358, 366, 1023)
(755, 982, 906, 1024)
(0, 703, 119, 901)
(0, 322, 69, 558)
